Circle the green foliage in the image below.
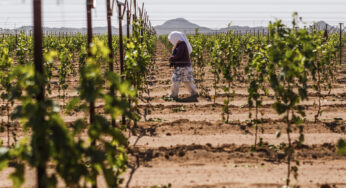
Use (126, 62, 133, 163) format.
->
(156, 15, 341, 186)
(158, 35, 173, 51)
(0, 43, 15, 145)
(245, 37, 269, 149)
(0, 12, 342, 188)
(15, 32, 33, 65)
(124, 19, 157, 129)
(266, 13, 324, 186)
(125, 21, 152, 93)
(337, 139, 346, 156)
(0, 61, 89, 187)
(306, 29, 338, 122)
(210, 38, 222, 104)
(71, 39, 134, 186)
(220, 31, 241, 123)
(0, 33, 141, 187)
(189, 29, 207, 90)
(57, 43, 74, 100)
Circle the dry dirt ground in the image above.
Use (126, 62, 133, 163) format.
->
(0, 41, 346, 188)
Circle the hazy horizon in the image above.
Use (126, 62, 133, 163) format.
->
(0, 0, 345, 29)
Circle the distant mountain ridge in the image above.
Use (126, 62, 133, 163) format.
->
(0, 18, 336, 35)
(153, 18, 268, 35)
(154, 18, 214, 34)
(153, 18, 337, 35)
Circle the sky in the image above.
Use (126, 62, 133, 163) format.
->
(0, 0, 345, 29)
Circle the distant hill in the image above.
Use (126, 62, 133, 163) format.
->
(313, 21, 338, 32)
(153, 18, 269, 35)
(154, 18, 214, 35)
(219, 25, 268, 34)
(153, 18, 339, 35)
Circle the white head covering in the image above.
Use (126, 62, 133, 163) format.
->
(168, 31, 193, 54)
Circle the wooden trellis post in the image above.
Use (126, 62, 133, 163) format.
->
(107, 0, 116, 127)
(117, 0, 127, 125)
(33, 0, 46, 187)
(126, 0, 132, 38)
(86, 0, 97, 187)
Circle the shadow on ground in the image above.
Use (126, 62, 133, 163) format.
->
(176, 96, 199, 103)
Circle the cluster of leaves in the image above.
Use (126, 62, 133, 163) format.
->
(337, 138, 346, 156)
(209, 37, 222, 104)
(307, 29, 338, 121)
(125, 21, 153, 93)
(15, 32, 33, 65)
(266, 15, 311, 185)
(0, 28, 155, 188)
(218, 31, 242, 123)
(253, 13, 338, 186)
(188, 29, 212, 97)
(189, 32, 250, 104)
(245, 37, 269, 149)
(0, 38, 135, 187)
(0, 42, 16, 146)
(67, 39, 134, 187)
(158, 35, 173, 52)
(124, 19, 157, 129)
(207, 31, 244, 122)
(172, 13, 341, 187)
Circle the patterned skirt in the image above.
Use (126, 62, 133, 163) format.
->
(172, 65, 194, 83)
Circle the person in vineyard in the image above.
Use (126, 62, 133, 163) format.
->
(168, 31, 199, 100)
